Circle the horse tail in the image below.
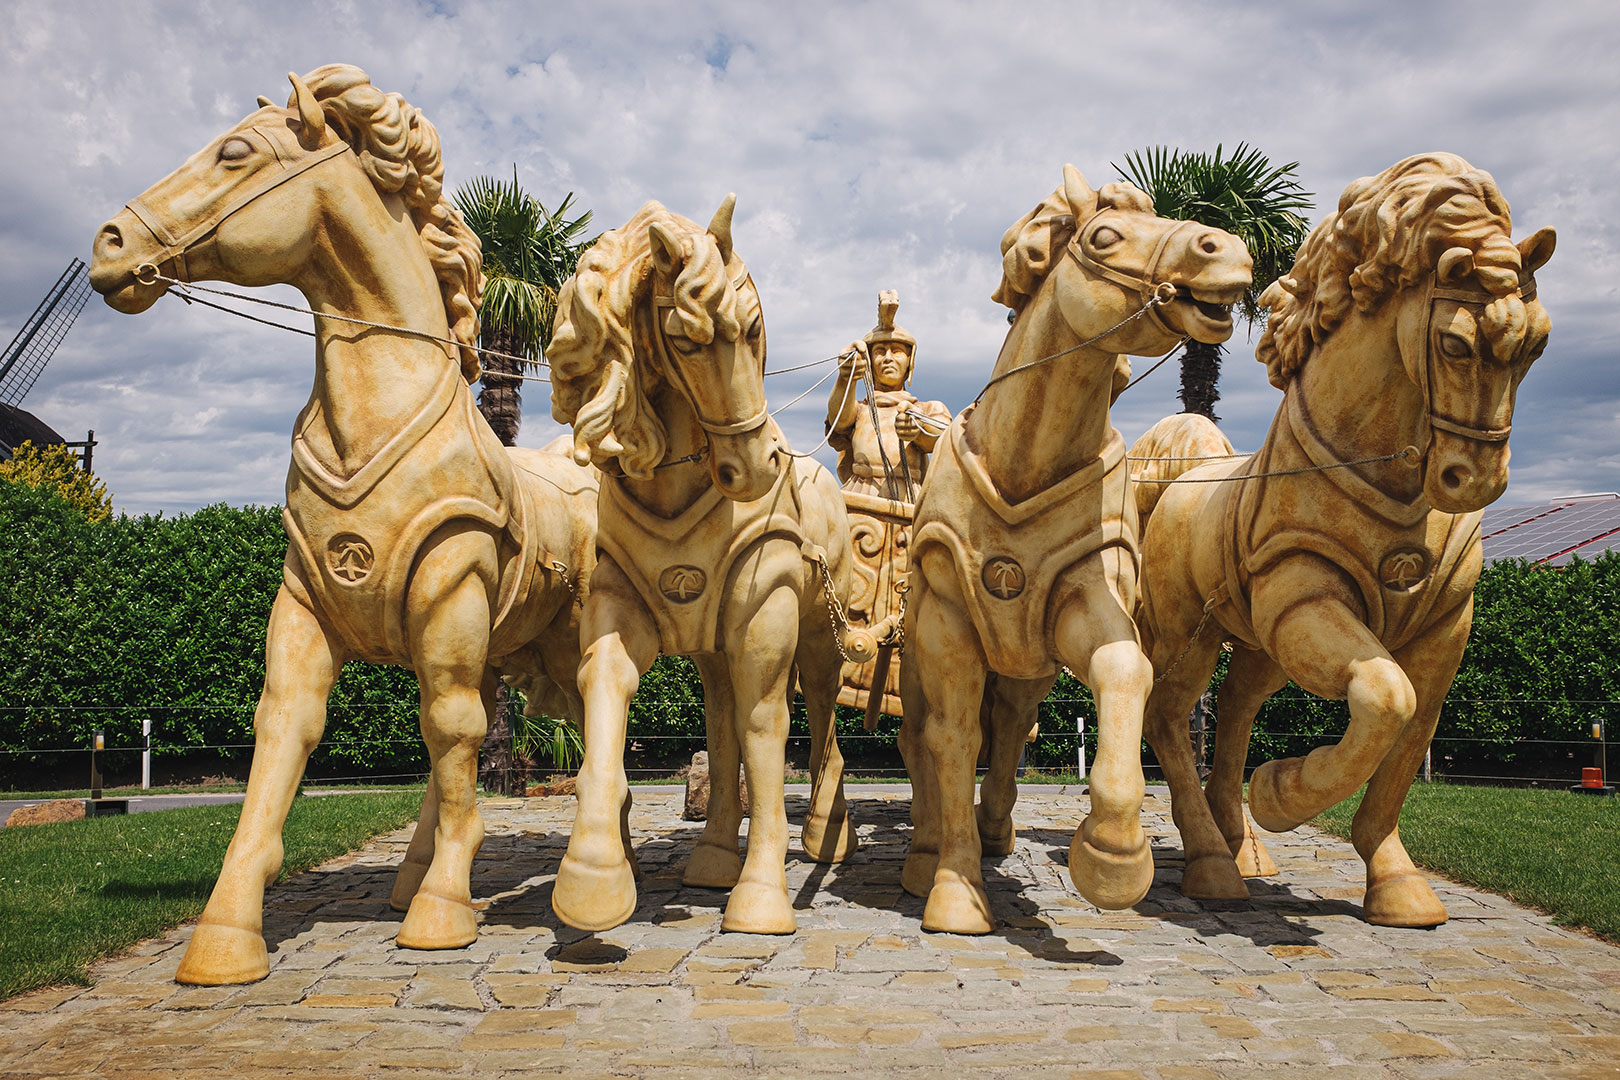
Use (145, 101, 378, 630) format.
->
(1128, 413, 1235, 528)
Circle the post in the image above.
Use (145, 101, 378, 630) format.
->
(1077, 715, 1087, 781)
(1423, 746, 1431, 783)
(1596, 716, 1607, 784)
(90, 728, 104, 800)
(141, 716, 152, 790)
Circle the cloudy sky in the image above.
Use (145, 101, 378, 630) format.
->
(3, 1, 1615, 515)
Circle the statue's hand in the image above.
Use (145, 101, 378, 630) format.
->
(839, 341, 868, 380)
(894, 410, 921, 441)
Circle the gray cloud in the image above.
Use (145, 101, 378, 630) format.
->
(3, 0, 1613, 513)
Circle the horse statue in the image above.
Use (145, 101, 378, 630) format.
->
(545, 199, 860, 934)
(1134, 153, 1555, 926)
(89, 65, 600, 983)
(898, 165, 1254, 933)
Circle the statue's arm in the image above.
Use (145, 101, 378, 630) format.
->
(904, 398, 952, 454)
(824, 341, 866, 436)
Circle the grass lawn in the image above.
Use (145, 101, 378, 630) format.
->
(1314, 782, 1620, 943)
(0, 788, 424, 1001)
(1, 782, 425, 800)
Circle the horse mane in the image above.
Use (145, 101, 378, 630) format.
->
(991, 174, 1153, 314)
(547, 201, 743, 478)
(1256, 152, 1530, 390)
(300, 64, 484, 383)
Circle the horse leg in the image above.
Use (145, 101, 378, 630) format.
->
(1206, 647, 1286, 878)
(553, 560, 659, 931)
(1053, 555, 1155, 911)
(898, 608, 941, 898)
(1352, 603, 1470, 927)
(799, 611, 856, 863)
(396, 569, 493, 951)
(389, 778, 439, 912)
(1248, 591, 1416, 832)
(913, 569, 994, 934)
(1141, 631, 1237, 901)
(685, 652, 743, 888)
(975, 675, 1053, 857)
(176, 586, 343, 985)
(721, 583, 800, 934)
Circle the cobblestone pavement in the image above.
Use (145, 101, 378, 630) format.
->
(3, 786, 1618, 1078)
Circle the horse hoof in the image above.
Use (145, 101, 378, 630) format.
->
(175, 919, 269, 985)
(1181, 854, 1250, 901)
(900, 849, 938, 898)
(553, 853, 637, 932)
(1233, 835, 1279, 878)
(1363, 871, 1448, 928)
(1068, 823, 1154, 910)
(397, 890, 479, 950)
(683, 841, 742, 888)
(388, 857, 431, 913)
(921, 875, 994, 935)
(1247, 760, 1307, 833)
(721, 881, 797, 934)
(802, 812, 858, 864)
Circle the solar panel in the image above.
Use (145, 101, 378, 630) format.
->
(1482, 497, 1620, 564)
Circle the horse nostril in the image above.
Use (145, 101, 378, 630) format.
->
(1199, 233, 1220, 255)
(1441, 464, 1468, 491)
(717, 464, 739, 488)
(98, 223, 124, 252)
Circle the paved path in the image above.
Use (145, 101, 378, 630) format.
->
(2, 787, 1617, 1078)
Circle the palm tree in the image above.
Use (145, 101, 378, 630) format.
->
(453, 171, 592, 794)
(1115, 144, 1312, 422)
(453, 169, 594, 445)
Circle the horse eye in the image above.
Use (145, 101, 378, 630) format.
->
(1439, 332, 1473, 360)
(219, 137, 254, 163)
(1091, 226, 1123, 249)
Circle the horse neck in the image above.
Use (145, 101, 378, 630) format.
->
(299, 189, 460, 470)
(616, 375, 715, 518)
(965, 283, 1120, 504)
(1287, 303, 1428, 504)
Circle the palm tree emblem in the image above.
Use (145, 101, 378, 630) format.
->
(659, 565, 707, 602)
(327, 534, 375, 583)
(982, 557, 1026, 600)
(1379, 549, 1429, 591)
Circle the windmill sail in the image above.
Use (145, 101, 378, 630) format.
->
(0, 258, 91, 458)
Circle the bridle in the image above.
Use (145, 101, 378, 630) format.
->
(1408, 274, 1538, 448)
(129, 131, 353, 286)
(1067, 209, 1198, 336)
(651, 268, 772, 438)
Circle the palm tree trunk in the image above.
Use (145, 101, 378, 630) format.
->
(480, 683, 516, 796)
(476, 325, 524, 446)
(1178, 340, 1224, 422)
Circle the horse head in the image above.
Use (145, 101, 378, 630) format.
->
(994, 165, 1253, 357)
(549, 197, 782, 502)
(91, 71, 354, 314)
(1402, 226, 1555, 512)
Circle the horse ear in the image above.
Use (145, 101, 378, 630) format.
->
(286, 71, 326, 144)
(256, 95, 276, 109)
(649, 221, 684, 276)
(708, 194, 736, 263)
(1436, 246, 1475, 286)
(1519, 227, 1556, 274)
(1062, 164, 1098, 218)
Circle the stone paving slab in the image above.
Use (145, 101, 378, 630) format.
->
(3, 786, 1618, 1078)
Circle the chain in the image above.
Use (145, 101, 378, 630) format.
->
(814, 554, 858, 663)
(1153, 592, 1221, 686)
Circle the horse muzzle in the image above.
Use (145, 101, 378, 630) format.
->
(709, 423, 783, 502)
(1425, 431, 1510, 513)
(90, 210, 171, 314)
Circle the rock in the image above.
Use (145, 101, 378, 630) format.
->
(526, 776, 577, 798)
(683, 751, 749, 821)
(6, 798, 86, 827)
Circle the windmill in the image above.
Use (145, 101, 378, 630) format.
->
(0, 258, 95, 468)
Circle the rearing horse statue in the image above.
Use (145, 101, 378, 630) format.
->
(546, 200, 859, 934)
(899, 166, 1254, 932)
(1135, 153, 1555, 925)
(89, 65, 600, 983)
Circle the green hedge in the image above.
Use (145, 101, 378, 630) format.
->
(3, 474, 1616, 783)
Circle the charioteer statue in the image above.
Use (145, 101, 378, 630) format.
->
(824, 291, 951, 718)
